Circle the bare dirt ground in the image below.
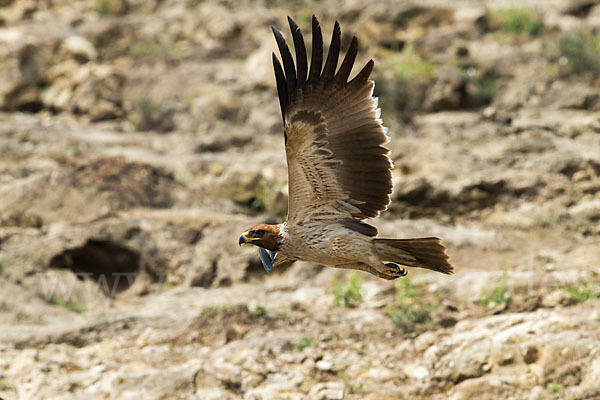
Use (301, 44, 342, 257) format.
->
(0, 0, 599, 399)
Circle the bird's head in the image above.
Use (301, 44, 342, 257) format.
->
(238, 224, 282, 252)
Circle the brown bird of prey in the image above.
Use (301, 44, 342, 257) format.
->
(239, 16, 452, 279)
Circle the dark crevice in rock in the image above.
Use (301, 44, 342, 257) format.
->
(49, 239, 140, 297)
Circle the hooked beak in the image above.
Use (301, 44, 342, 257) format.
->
(239, 231, 259, 246)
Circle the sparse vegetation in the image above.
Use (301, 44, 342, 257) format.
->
(129, 43, 159, 58)
(489, 7, 543, 36)
(387, 277, 437, 332)
(94, 0, 126, 15)
(346, 381, 365, 394)
(0, 254, 3, 274)
(547, 382, 563, 394)
(375, 47, 436, 120)
(133, 98, 174, 132)
(53, 299, 86, 313)
(473, 72, 498, 104)
(66, 143, 82, 156)
(481, 270, 511, 309)
(296, 337, 314, 352)
(332, 272, 363, 307)
(544, 30, 600, 75)
(254, 305, 267, 316)
(387, 48, 437, 81)
(563, 283, 600, 304)
(250, 184, 271, 213)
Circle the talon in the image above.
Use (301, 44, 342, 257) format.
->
(384, 263, 408, 278)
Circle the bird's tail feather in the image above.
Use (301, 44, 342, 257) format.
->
(374, 237, 453, 275)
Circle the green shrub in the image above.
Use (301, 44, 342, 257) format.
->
(374, 48, 436, 119)
(481, 271, 510, 308)
(481, 271, 511, 309)
(563, 283, 600, 303)
(129, 43, 159, 58)
(346, 381, 365, 394)
(254, 305, 267, 316)
(66, 143, 82, 156)
(53, 300, 86, 313)
(548, 30, 600, 75)
(489, 7, 543, 36)
(387, 277, 437, 332)
(474, 73, 498, 103)
(94, 0, 126, 15)
(296, 337, 314, 352)
(332, 272, 362, 307)
(547, 382, 563, 394)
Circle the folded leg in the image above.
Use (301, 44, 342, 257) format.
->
(333, 262, 405, 280)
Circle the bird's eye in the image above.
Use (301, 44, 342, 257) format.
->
(254, 229, 266, 236)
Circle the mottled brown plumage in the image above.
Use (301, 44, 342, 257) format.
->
(239, 16, 453, 279)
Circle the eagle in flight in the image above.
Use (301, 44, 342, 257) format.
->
(239, 16, 453, 279)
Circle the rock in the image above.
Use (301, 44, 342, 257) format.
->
(0, 37, 49, 111)
(61, 36, 97, 64)
(540, 81, 600, 110)
(568, 199, 600, 223)
(0, 156, 177, 226)
(451, 377, 508, 400)
(307, 381, 345, 400)
(559, 0, 598, 16)
(42, 63, 125, 120)
(0, 0, 37, 24)
(316, 355, 334, 371)
(424, 66, 467, 111)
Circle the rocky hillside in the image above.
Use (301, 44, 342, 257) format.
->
(0, 0, 599, 399)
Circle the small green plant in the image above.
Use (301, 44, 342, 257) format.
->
(0, 255, 4, 274)
(397, 276, 419, 299)
(375, 47, 436, 119)
(387, 277, 437, 332)
(387, 47, 437, 81)
(94, 0, 125, 15)
(346, 381, 365, 394)
(250, 185, 269, 212)
(332, 272, 363, 307)
(546, 30, 600, 75)
(129, 43, 159, 58)
(53, 299, 86, 313)
(254, 305, 267, 317)
(66, 143, 82, 156)
(563, 283, 600, 304)
(489, 7, 543, 36)
(481, 270, 511, 309)
(296, 337, 314, 352)
(133, 98, 174, 132)
(474, 73, 497, 103)
(547, 382, 563, 394)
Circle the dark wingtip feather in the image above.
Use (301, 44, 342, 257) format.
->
(349, 59, 374, 85)
(336, 35, 358, 84)
(287, 16, 308, 88)
(272, 25, 297, 96)
(272, 52, 288, 122)
(308, 15, 323, 83)
(322, 20, 341, 80)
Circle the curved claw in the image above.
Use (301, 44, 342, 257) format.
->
(384, 263, 408, 278)
(259, 248, 276, 272)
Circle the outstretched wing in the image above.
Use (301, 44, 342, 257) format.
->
(272, 16, 392, 234)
